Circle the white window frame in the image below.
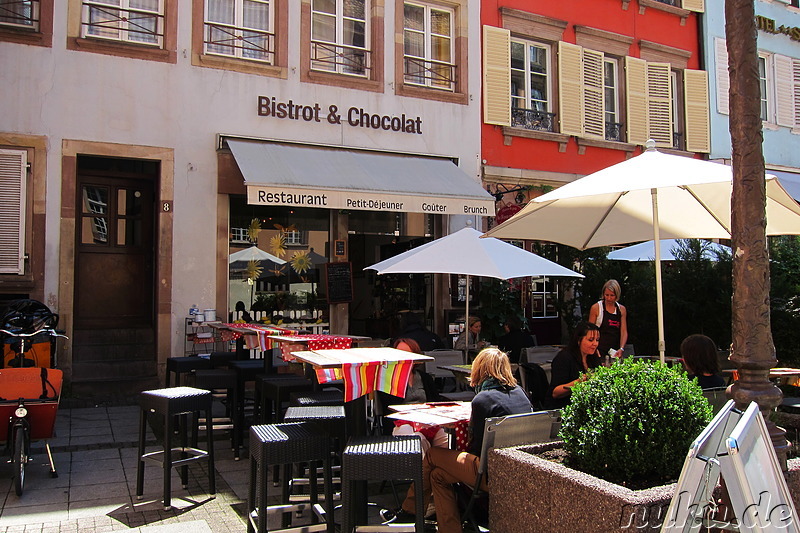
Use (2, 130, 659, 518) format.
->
(403, 2, 455, 91)
(758, 52, 774, 124)
(604, 57, 621, 140)
(311, 0, 370, 77)
(0, 149, 27, 275)
(204, 0, 274, 63)
(230, 227, 249, 243)
(511, 38, 551, 113)
(81, 0, 164, 47)
(0, 0, 39, 30)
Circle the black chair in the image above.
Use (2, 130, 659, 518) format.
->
(165, 356, 212, 387)
(460, 410, 561, 532)
(517, 362, 550, 410)
(702, 386, 729, 414)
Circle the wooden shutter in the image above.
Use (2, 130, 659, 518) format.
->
(715, 37, 730, 115)
(794, 59, 800, 128)
(684, 69, 711, 153)
(483, 25, 511, 126)
(775, 54, 794, 128)
(626, 56, 649, 145)
(582, 48, 605, 139)
(559, 41, 583, 136)
(681, 0, 704, 12)
(0, 149, 26, 275)
(647, 62, 673, 148)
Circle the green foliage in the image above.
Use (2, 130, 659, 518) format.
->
(559, 358, 712, 485)
(770, 236, 800, 366)
(478, 278, 524, 342)
(250, 293, 276, 313)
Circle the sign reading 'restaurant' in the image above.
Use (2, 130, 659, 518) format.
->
(246, 185, 492, 216)
(257, 96, 423, 135)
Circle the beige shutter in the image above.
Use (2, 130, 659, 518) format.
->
(582, 48, 605, 139)
(714, 37, 730, 115)
(626, 56, 649, 145)
(0, 149, 26, 275)
(559, 41, 583, 136)
(794, 59, 800, 128)
(681, 0, 704, 12)
(684, 69, 711, 153)
(483, 25, 511, 126)
(775, 54, 794, 128)
(647, 62, 673, 148)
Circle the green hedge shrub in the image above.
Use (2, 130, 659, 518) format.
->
(559, 358, 712, 486)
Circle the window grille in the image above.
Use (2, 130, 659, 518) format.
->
(205, 0, 273, 63)
(0, 0, 39, 30)
(82, 0, 164, 47)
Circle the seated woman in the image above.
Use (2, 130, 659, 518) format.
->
(548, 321, 602, 409)
(454, 316, 488, 362)
(681, 334, 726, 389)
(381, 348, 532, 532)
(389, 338, 448, 455)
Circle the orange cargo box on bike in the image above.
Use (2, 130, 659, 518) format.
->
(2, 333, 55, 368)
(0, 367, 62, 441)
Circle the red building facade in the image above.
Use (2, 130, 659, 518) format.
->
(479, 0, 708, 340)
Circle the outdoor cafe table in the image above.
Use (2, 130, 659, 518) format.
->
(386, 401, 472, 451)
(288, 347, 433, 436)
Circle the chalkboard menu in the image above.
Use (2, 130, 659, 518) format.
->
(325, 261, 353, 304)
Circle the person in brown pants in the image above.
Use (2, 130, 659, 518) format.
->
(381, 347, 533, 533)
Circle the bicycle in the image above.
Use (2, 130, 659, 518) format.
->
(0, 299, 66, 496)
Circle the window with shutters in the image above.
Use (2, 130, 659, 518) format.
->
(604, 58, 623, 141)
(204, 0, 273, 63)
(510, 38, 554, 132)
(311, 0, 369, 77)
(0, 149, 27, 275)
(403, 2, 454, 91)
(758, 53, 773, 123)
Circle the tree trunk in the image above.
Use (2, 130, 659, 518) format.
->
(725, 0, 787, 467)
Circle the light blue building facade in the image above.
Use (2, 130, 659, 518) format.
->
(703, 0, 800, 195)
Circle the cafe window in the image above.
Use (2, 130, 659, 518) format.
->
(530, 277, 559, 318)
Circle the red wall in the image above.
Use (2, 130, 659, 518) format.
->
(480, 0, 702, 176)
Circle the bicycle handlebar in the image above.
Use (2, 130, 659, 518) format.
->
(0, 328, 68, 340)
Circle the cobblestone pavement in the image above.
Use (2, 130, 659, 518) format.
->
(0, 402, 401, 532)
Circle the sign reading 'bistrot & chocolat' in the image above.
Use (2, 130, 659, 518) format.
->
(257, 96, 423, 134)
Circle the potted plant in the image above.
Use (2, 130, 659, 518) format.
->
(488, 358, 713, 532)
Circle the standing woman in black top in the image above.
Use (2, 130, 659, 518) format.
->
(588, 279, 628, 360)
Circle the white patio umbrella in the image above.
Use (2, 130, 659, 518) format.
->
(365, 227, 583, 331)
(484, 141, 800, 361)
(228, 245, 286, 265)
(608, 239, 730, 262)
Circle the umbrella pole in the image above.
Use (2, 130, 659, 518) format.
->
(652, 189, 666, 363)
(465, 275, 470, 341)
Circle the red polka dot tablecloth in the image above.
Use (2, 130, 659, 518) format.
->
(280, 335, 353, 361)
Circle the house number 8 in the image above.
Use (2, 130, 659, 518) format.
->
(163, 201, 171, 212)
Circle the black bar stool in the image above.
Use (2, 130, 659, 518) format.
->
(289, 390, 344, 408)
(341, 435, 424, 533)
(194, 368, 240, 459)
(257, 376, 314, 423)
(165, 356, 212, 387)
(248, 422, 334, 533)
(136, 386, 216, 510)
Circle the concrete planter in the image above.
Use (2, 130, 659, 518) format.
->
(488, 441, 675, 532)
(489, 441, 800, 533)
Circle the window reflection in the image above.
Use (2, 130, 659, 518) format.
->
(81, 186, 109, 244)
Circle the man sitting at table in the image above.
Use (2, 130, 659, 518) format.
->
(381, 347, 532, 532)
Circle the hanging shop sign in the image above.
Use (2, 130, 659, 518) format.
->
(257, 96, 423, 135)
(756, 15, 800, 42)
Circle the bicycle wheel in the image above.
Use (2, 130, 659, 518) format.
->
(13, 426, 26, 496)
